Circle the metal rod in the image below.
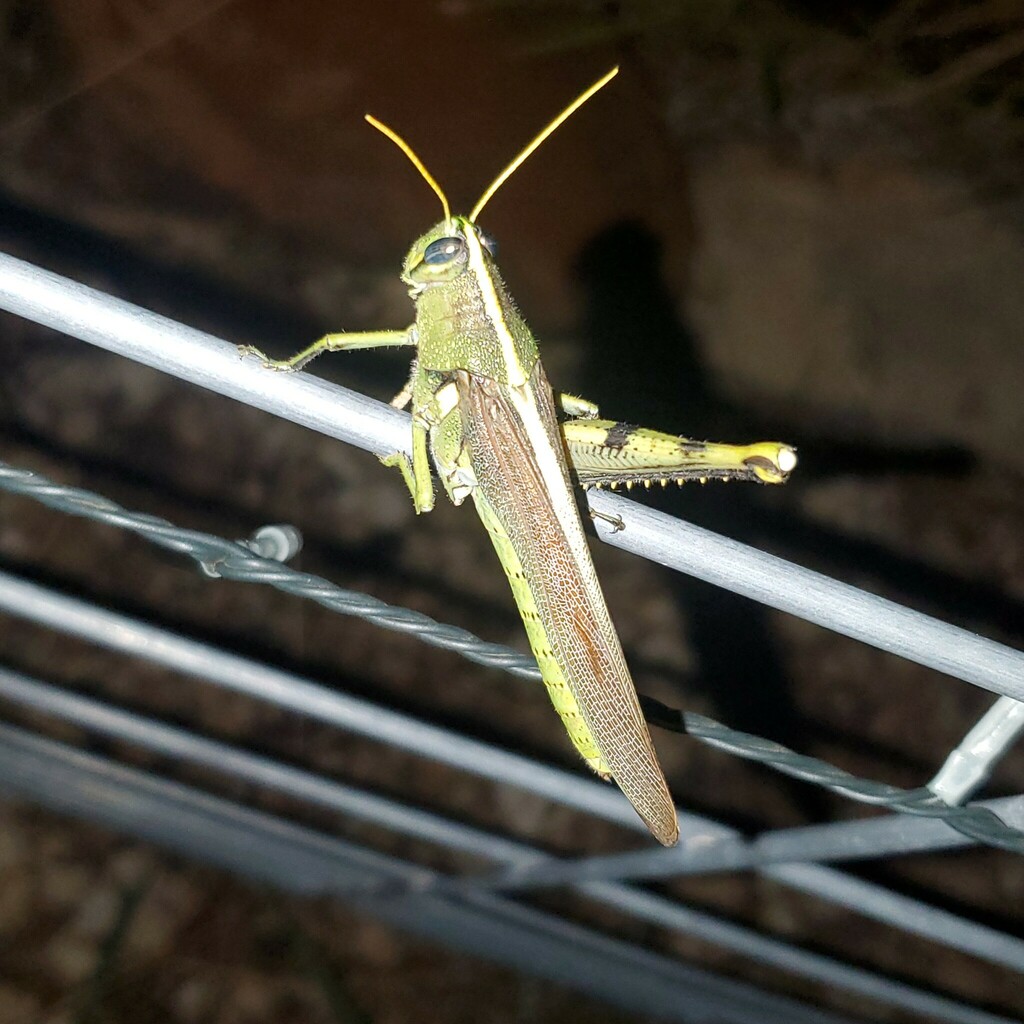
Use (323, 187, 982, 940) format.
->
(0, 665, 534, 867)
(576, 881, 1018, 1024)
(0, 725, 868, 1024)
(929, 696, 1024, 804)
(0, 251, 410, 458)
(1, 249, 1021, 1020)
(485, 794, 1024, 888)
(1, 248, 1022, 703)
(1, 605, 1021, 981)
(587, 488, 1024, 704)
(0, 722, 1014, 1024)
(0, 569, 646, 832)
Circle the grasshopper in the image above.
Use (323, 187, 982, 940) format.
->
(243, 67, 796, 845)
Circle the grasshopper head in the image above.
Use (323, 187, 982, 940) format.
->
(368, 66, 617, 293)
(402, 217, 499, 293)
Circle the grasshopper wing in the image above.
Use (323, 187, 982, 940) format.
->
(459, 363, 679, 846)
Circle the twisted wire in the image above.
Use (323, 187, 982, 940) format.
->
(2, 458, 1022, 854)
(0, 462, 538, 680)
(646, 701, 1023, 852)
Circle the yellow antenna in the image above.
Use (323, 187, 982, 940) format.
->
(470, 66, 619, 223)
(365, 113, 451, 223)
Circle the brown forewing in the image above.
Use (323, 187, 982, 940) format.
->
(458, 362, 678, 845)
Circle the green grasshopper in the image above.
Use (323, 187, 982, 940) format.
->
(243, 67, 795, 846)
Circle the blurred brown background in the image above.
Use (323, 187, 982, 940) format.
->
(0, 1, 1022, 1022)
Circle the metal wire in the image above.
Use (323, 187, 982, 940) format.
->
(929, 696, 1024, 804)
(1, 247, 1023, 705)
(5, 560, 1024, 979)
(3, 248, 1023, 845)
(3, 727, 868, 1024)
(2, 458, 1022, 854)
(6, 667, 1020, 1019)
(584, 486, 1024, 705)
(467, 791, 1024, 895)
(2, 220, 1022, 1024)
(0, 463, 537, 680)
(675, 711, 1024, 850)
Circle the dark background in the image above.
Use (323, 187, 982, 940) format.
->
(0, 1, 1022, 1022)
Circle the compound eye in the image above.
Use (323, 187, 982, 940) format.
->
(480, 232, 498, 257)
(423, 236, 466, 265)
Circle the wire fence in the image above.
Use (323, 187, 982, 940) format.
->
(1, 248, 1023, 1024)
(2, 459, 1022, 855)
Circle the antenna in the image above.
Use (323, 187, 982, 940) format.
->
(469, 66, 618, 223)
(365, 114, 451, 223)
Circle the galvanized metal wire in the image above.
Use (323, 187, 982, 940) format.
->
(1, 248, 1022, 706)
(2, 458, 1022, 854)
(6, 663, 1021, 1020)
(0, 724, 941, 1024)
(3, 247, 1024, 1022)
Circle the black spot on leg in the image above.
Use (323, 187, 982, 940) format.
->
(603, 421, 636, 449)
